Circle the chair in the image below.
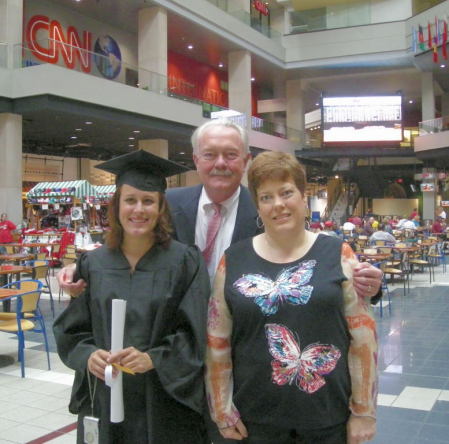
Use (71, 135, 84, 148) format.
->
(381, 253, 410, 297)
(50, 244, 61, 275)
(65, 245, 76, 255)
(428, 243, 447, 274)
(0, 279, 51, 378)
(5, 245, 15, 254)
(35, 252, 47, 260)
(371, 261, 392, 318)
(409, 247, 433, 283)
(31, 260, 55, 317)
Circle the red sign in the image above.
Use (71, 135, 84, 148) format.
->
(252, 0, 269, 16)
(25, 15, 92, 72)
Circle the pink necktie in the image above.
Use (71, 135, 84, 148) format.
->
(202, 203, 222, 265)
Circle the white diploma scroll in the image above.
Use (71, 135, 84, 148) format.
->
(105, 299, 127, 423)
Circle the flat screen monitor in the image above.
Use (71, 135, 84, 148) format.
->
(322, 95, 402, 143)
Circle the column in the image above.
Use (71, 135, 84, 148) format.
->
(421, 72, 435, 122)
(0, 113, 22, 224)
(228, 50, 252, 123)
(422, 167, 437, 222)
(441, 92, 449, 117)
(286, 79, 305, 144)
(138, 7, 167, 93)
(0, 0, 23, 68)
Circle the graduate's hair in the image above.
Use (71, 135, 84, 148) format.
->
(105, 187, 172, 250)
(248, 151, 306, 207)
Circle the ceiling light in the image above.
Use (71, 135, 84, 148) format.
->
(251, 77, 255, 82)
(128, 137, 135, 140)
(133, 130, 140, 133)
(179, 151, 185, 155)
(334, 175, 339, 179)
(75, 128, 82, 131)
(218, 63, 224, 68)
(187, 44, 193, 50)
(440, 64, 446, 68)
(315, 102, 319, 106)
(70, 136, 77, 139)
(129, 144, 134, 147)
(85, 121, 93, 124)
(409, 100, 413, 104)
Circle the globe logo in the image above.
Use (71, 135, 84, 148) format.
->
(94, 35, 122, 79)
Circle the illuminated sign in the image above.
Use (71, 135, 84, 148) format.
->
(252, 0, 269, 16)
(25, 15, 92, 72)
(323, 96, 403, 143)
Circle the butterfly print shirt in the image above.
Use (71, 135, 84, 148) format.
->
(205, 235, 377, 431)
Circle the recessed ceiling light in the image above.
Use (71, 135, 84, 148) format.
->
(179, 151, 185, 155)
(218, 63, 224, 68)
(133, 130, 140, 133)
(85, 121, 93, 125)
(440, 64, 446, 68)
(409, 100, 413, 104)
(315, 102, 319, 106)
(129, 144, 134, 147)
(75, 128, 82, 131)
(187, 44, 193, 50)
(129, 137, 135, 140)
(70, 136, 77, 139)
(251, 77, 255, 82)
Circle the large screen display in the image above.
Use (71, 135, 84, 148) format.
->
(323, 96, 402, 143)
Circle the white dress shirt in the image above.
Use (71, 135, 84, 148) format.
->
(195, 187, 240, 278)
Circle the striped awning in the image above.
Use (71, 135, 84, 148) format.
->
(94, 184, 116, 197)
(26, 180, 97, 200)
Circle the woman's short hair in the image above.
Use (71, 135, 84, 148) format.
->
(191, 119, 249, 154)
(105, 187, 172, 250)
(248, 151, 306, 205)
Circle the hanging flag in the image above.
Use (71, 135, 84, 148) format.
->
(435, 17, 440, 45)
(443, 19, 448, 60)
(433, 42, 439, 63)
(428, 22, 432, 48)
(418, 25, 425, 50)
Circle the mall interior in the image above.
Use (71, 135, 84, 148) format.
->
(1, 0, 449, 443)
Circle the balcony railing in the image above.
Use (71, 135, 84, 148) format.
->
(205, 0, 282, 43)
(12, 40, 299, 143)
(419, 116, 449, 135)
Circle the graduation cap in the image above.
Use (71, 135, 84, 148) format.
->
(96, 150, 189, 193)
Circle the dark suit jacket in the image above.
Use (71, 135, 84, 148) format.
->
(166, 184, 260, 246)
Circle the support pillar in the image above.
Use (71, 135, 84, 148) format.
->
(422, 168, 437, 222)
(0, 113, 22, 223)
(228, 50, 252, 123)
(0, 0, 23, 68)
(421, 72, 436, 122)
(286, 79, 305, 144)
(138, 7, 167, 93)
(441, 92, 449, 117)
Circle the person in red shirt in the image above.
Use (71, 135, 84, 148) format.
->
(432, 217, 445, 234)
(0, 213, 16, 253)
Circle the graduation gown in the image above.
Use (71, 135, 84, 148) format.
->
(53, 241, 210, 444)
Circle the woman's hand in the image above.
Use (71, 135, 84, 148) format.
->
(353, 262, 382, 299)
(88, 349, 112, 381)
(108, 347, 154, 374)
(219, 419, 248, 441)
(57, 264, 86, 298)
(347, 414, 376, 444)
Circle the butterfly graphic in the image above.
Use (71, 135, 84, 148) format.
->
(233, 260, 316, 315)
(265, 323, 341, 394)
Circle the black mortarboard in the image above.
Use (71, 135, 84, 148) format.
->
(96, 150, 189, 193)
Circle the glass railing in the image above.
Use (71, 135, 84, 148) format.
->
(0, 42, 7, 68)
(205, 0, 282, 43)
(288, 1, 371, 34)
(419, 116, 449, 135)
(13, 40, 294, 142)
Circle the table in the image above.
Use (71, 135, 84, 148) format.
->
(0, 288, 23, 367)
(0, 266, 32, 311)
(357, 253, 392, 263)
(0, 253, 34, 263)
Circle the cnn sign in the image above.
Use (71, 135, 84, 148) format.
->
(25, 15, 92, 72)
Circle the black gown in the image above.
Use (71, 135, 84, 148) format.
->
(53, 240, 210, 444)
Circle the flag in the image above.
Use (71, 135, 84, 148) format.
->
(433, 42, 439, 63)
(435, 17, 440, 45)
(418, 25, 425, 50)
(428, 22, 432, 48)
(411, 26, 417, 53)
(443, 19, 448, 60)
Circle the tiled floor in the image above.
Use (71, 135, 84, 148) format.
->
(0, 264, 448, 443)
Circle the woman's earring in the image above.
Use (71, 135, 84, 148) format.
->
(256, 215, 264, 229)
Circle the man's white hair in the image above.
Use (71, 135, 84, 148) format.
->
(191, 119, 249, 154)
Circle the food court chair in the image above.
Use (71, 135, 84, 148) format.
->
(31, 260, 55, 318)
(0, 279, 51, 378)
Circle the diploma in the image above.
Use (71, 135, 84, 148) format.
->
(105, 299, 127, 423)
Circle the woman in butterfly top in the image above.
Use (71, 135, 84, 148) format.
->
(205, 151, 377, 444)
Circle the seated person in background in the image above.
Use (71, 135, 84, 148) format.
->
(412, 215, 421, 229)
(383, 216, 394, 233)
(309, 220, 323, 231)
(371, 217, 379, 231)
(362, 217, 374, 236)
(322, 220, 339, 238)
(348, 214, 362, 227)
(0, 213, 16, 253)
(432, 217, 446, 234)
(396, 216, 415, 230)
(409, 208, 418, 220)
(342, 220, 356, 235)
(369, 225, 396, 245)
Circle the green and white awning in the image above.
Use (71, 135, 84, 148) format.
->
(94, 184, 116, 197)
(27, 180, 97, 201)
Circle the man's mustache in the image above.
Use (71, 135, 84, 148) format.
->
(210, 169, 233, 176)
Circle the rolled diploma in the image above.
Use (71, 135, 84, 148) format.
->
(105, 298, 127, 423)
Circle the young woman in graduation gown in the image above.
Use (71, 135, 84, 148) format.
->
(53, 151, 210, 444)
